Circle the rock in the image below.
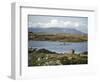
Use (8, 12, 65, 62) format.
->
(80, 51, 88, 55)
(36, 48, 56, 54)
(66, 49, 75, 54)
(68, 57, 73, 60)
(43, 60, 62, 65)
(79, 51, 88, 56)
(56, 60, 62, 65)
(37, 57, 41, 61)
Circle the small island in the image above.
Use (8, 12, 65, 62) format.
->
(28, 32, 87, 42)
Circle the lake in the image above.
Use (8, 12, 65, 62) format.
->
(28, 41, 87, 53)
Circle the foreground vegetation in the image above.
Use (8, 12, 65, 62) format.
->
(28, 48, 88, 66)
(28, 32, 87, 42)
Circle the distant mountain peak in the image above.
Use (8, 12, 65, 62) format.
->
(28, 27, 85, 34)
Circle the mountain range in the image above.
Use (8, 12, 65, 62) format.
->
(28, 27, 85, 34)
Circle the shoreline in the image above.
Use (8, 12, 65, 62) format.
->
(28, 47, 87, 54)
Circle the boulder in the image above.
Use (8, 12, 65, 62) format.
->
(66, 49, 75, 54)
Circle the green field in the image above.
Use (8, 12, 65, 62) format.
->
(28, 32, 87, 42)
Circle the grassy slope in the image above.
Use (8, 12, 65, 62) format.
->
(28, 48, 88, 66)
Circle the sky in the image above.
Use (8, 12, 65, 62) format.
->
(28, 15, 88, 33)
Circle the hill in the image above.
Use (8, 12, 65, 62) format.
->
(28, 27, 85, 34)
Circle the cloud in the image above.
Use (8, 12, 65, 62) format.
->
(29, 19, 80, 28)
(74, 22, 79, 27)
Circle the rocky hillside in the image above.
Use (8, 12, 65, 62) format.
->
(28, 48, 88, 66)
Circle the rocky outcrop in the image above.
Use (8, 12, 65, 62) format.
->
(28, 48, 88, 66)
(65, 49, 75, 54)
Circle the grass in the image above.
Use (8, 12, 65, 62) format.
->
(28, 48, 88, 66)
(28, 32, 87, 42)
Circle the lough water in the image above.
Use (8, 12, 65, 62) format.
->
(28, 41, 87, 53)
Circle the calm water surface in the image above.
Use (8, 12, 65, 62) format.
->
(28, 41, 87, 53)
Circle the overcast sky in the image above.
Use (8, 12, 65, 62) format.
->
(28, 15, 88, 33)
